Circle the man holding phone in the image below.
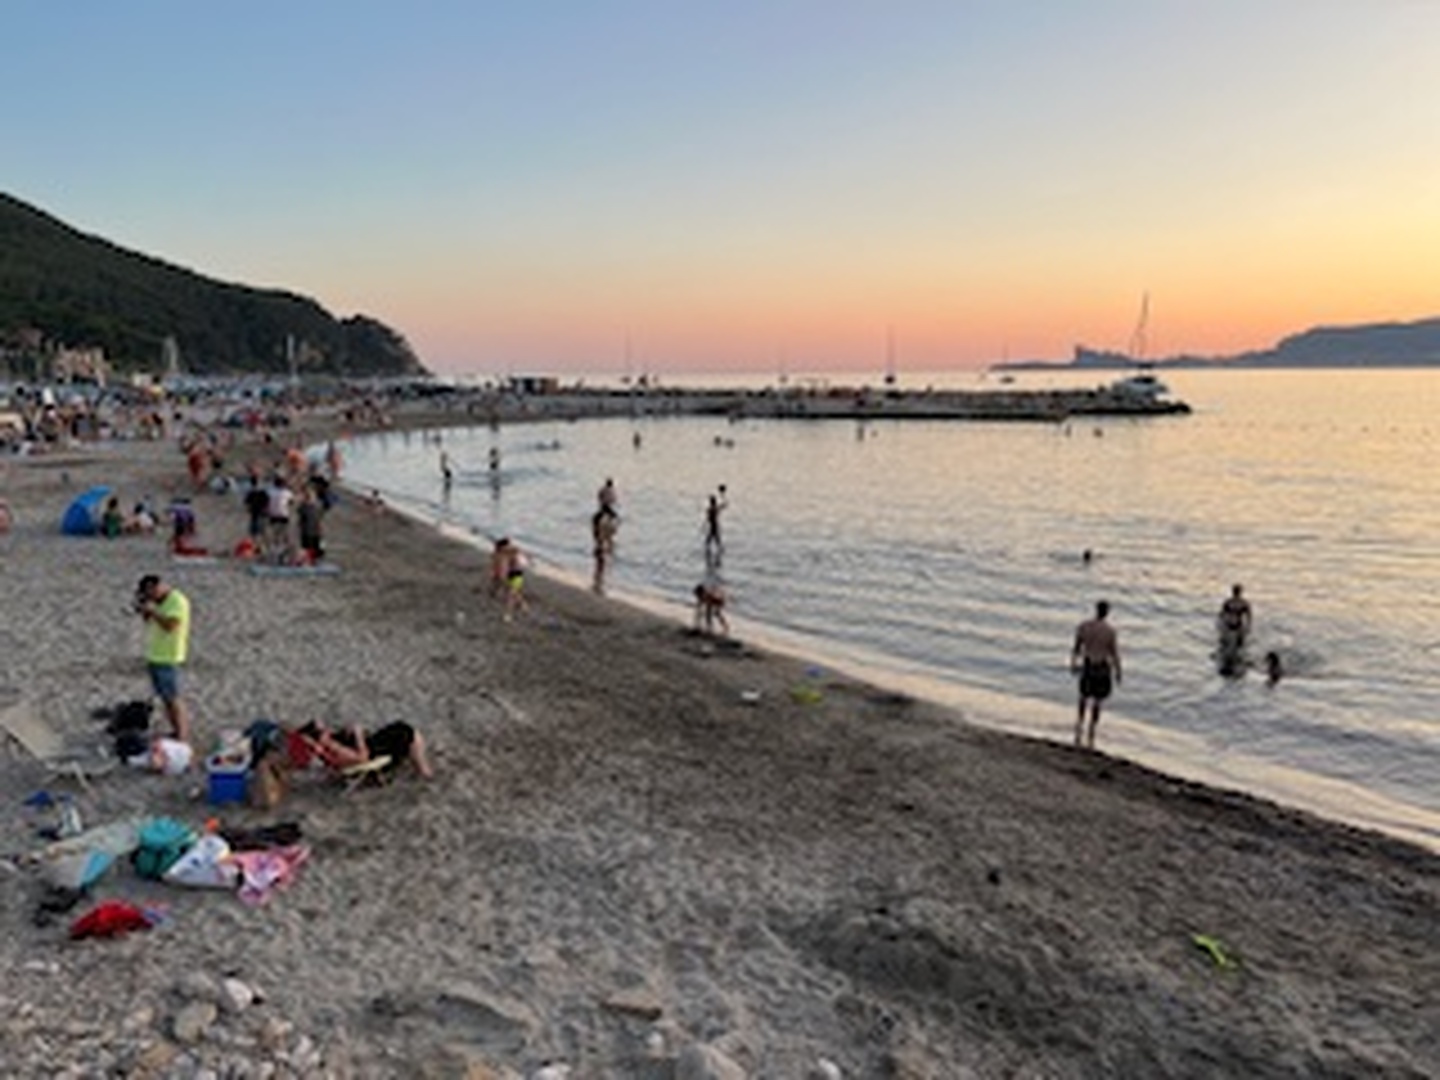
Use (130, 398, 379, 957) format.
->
(134, 573, 192, 745)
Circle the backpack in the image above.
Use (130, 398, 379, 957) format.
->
(107, 699, 153, 735)
(132, 818, 197, 880)
(109, 700, 154, 761)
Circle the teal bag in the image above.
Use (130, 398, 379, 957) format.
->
(132, 818, 197, 880)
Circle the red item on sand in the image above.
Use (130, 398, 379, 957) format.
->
(285, 730, 314, 769)
(69, 901, 156, 940)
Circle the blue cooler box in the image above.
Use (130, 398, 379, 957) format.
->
(207, 759, 248, 805)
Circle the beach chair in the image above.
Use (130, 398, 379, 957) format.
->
(0, 694, 117, 790)
(339, 756, 393, 792)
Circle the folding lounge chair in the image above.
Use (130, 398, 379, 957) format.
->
(339, 755, 393, 792)
(0, 694, 117, 789)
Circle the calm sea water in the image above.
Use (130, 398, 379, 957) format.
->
(341, 369, 1440, 849)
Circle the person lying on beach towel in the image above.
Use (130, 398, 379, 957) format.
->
(296, 719, 434, 780)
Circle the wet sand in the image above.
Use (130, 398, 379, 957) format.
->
(0, 422, 1436, 1078)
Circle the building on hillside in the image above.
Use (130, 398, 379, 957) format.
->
(53, 345, 110, 384)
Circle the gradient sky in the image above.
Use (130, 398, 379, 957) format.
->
(6, 2, 1439, 376)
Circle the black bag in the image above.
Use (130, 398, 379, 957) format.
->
(107, 700, 153, 736)
(114, 730, 149, 761)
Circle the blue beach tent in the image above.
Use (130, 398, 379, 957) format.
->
(61, 485, 111, 536)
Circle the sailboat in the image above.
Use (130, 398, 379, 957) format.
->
(882, 325, 899, 397)
(1108, 293, 1170, 400)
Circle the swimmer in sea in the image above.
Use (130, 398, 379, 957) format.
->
(1265, 650, 1283, 687)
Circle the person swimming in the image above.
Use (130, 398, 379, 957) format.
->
(1264, 650, 1283, 686)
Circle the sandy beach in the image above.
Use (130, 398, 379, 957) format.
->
(1, 419, 1437, 1079)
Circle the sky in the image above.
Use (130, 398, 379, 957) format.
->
(5, 2, 1439, 377)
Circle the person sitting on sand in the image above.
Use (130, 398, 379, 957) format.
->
(101, 496, 125, 538)
(129, 501, 157, 534)
(297, 718, 433, 780)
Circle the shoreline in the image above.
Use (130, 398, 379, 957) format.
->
(1, 419, 1437, 1077)
(354, 424, 1440, 858)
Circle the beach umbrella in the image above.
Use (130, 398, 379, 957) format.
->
(60, 485, 111, 536)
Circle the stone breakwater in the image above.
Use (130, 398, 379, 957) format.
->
(425, 384, 1191, 424)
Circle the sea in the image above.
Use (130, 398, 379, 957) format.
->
(338, 368, 1440, 851)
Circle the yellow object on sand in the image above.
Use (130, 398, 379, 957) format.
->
(1191, 933, 1238, 969)
(340, 756, 393, 791)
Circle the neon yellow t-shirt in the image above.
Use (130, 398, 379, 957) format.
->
(145, 589, 191, 665)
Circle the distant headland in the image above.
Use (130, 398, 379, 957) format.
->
(0, 192, 427, 382)
(996, 317, 1440, 372)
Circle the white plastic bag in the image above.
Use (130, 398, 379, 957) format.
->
(162, 834, 238, 889)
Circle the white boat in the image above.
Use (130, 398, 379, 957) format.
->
(1109, 367, 1169, 400)
(1108, 295, 1170, 399)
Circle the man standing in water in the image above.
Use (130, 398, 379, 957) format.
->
(1071, 600, 1121, 750)
(703, 484, 728, 560)
(1217, 584, 1252, 672)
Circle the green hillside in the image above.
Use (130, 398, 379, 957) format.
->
(0, 193, 427, 379)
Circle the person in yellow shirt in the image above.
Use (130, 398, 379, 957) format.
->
(135, 573, 192, 745)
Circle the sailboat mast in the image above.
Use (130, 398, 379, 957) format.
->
(1127, 292, 1150, 363)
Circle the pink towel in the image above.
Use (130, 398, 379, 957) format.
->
(229, 844, 310, 905)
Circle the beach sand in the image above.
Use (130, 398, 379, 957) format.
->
(0, 422, 1436, 1079)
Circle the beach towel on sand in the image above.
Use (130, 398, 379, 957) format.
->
(230, 844, 309, 904)
(248, 562, 341, 578)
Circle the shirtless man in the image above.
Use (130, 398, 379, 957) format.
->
(1217, 584, 1252, 664)
(1071, 600, 1121, 749)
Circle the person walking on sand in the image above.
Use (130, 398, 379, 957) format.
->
(491, 537, 528, 620)
(693, 580, 730, 637)
(1071, 599, 1121, 750)
(591, 507, 618, 593)
(134, 573, 193, 745)
(440, 449, 453, 491)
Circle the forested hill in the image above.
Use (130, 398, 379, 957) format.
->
(0, 193, 428, 378)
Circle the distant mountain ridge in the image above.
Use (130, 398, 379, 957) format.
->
(1000, 317, 1440, 371)
(0, 192, 427, 378)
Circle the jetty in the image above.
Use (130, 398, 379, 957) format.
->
(406, 380, 1193, 425)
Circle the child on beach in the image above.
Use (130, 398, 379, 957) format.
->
(694, 581, 729, 637)
(490, 537, 529, 621)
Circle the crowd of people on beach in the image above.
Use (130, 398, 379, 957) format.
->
(60, 408, 445, 806)
(50, 392, 1295, 783)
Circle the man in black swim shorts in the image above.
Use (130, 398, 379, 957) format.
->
(1071, 600, 1122, 750)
